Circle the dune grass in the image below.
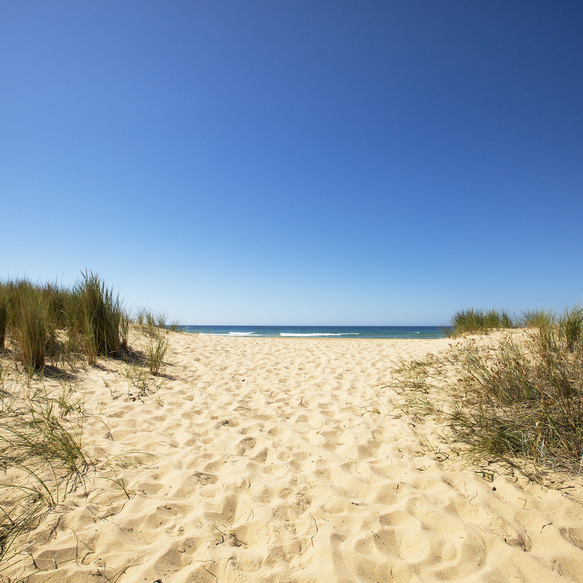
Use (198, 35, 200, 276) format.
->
(395, 305, 583, 480)
(560, 305, 583, 351)
(448, 308, 514, 337)
(11, 286, 48, 376)
(518, 308, 556, 330)
(0, 272, 128, 373)
(0, 273, 177, 380)
(0, 273, 178, 573)
(73, 271, 124, 364)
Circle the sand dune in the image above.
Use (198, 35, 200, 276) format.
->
(6, 332, 583, 582)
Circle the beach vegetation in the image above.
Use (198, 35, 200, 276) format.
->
(0, 273, 128, 374)
(448, 308, 514, 337)
(0, 273, 176, 574)
(167, 320, 182, 332)
(72, 271, 124, 363)
(518, 308, 556, 330)
(394, 304, 583, 480)
(11, 285, 48, 375)
(137, 310, 170, 376)
(559, 305, 583, 352)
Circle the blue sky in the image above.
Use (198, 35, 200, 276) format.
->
(1, 1, 582, 325)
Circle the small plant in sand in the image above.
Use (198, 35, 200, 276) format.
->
(394, 305, 583, 480)
(146, 330, 169, 376)
(99, 463, 138, 501)
(137, 310, 170, 376)
(121, 361, 159, 396)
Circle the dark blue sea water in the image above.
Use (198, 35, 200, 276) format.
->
(179, 325, 446, 339)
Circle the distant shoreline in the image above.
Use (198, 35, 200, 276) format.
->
(178, 324, 447, 339)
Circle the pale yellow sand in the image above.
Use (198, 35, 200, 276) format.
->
(6, 332, 583, 582)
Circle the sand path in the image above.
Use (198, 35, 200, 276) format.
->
(8, 333, 583, 582)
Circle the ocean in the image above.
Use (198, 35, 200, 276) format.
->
(178, 325, 447, 339)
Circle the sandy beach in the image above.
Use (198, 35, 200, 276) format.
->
(5, 331, 583, 583)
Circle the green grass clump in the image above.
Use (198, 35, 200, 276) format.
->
(449, 329, 583, 474)
(72, 271, 123, 363)
(1, 281, 49, 374)
(519, 308, 556, 330)
(449, 308, 514, 337)
(395, 304, 583, 479)
(0, 273, 177, 379)
(560, 305, 583, 352)
(14, 288, 47, 375)
(146, 331, 169, 376)
(0, 272, 129, 374)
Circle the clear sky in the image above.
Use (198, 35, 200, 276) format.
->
(1, 1, 582, 325)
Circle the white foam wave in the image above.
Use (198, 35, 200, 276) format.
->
(212, 332, 256, 336)
(279, 332, 359, 337)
